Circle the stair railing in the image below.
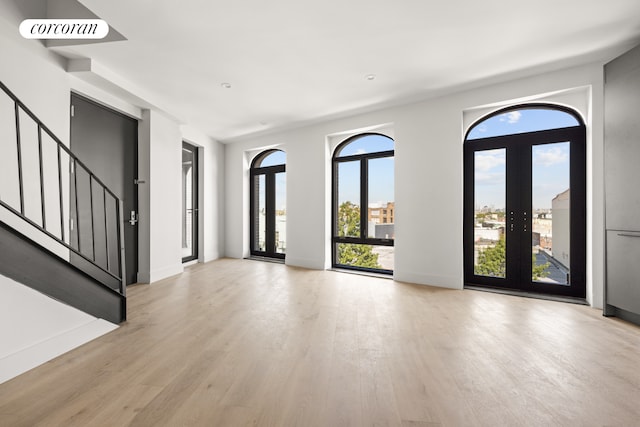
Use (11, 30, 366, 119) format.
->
(0, 80, 126, 296)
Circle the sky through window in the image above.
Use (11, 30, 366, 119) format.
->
(467, 108, 580, 140)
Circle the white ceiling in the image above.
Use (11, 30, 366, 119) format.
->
(48, 0, 640, 142)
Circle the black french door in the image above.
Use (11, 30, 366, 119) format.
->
(182, 142, 198, 263)
(464, 125, 586, 298)
(250, 156, 286, 259)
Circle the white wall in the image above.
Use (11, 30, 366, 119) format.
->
(182, 126, 226, 263)
(225, 63, 606, 307)
(0, 8, 69, 143)
(137, 110, 183, 282)
(0, 273, 117, 384)
(0, 9, 73, 263)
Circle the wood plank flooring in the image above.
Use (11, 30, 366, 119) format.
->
(1, 258, 639, 426)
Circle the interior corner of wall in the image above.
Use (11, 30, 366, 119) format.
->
(394, 271, 463, 290)
(285, 257, 324, 271)
(149, 264, 183, 283)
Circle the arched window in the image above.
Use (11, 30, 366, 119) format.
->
(463, 104, 586, 298)
(250, 149, 286, 259)
(332, 133, 394, 273)
(466, 106, 581, 140)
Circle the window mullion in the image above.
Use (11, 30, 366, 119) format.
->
(360, 157, 368, 240)
(332, 160, 338, 239)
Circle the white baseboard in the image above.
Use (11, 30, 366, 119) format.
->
(137, 263, 184, 284)
(150, 263, 184, 283)
(393, 271, 463, 289)
(285, 257, 325, 270)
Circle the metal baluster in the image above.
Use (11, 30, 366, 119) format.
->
(15, 103, 24, 215)
(89, 174, 96, 261)
(37, 125, 46, 230)
(73, 158, 80, 252)
(57, 144, 65, 242)
(117, 198, 126, 291)
(104, 187, 110, 272)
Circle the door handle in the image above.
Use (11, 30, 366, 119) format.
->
(129, 210, 138, 226)
(508, 211, 529, 232)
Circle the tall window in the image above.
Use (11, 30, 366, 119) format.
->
(464, 104, 586, 298)
(250, 149, 286, 259)
(332, 133, 394, 273)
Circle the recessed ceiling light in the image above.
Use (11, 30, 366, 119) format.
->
(221, 82, 232, 89)
(366, 74, 376, 81)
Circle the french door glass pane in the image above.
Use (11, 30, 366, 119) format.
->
(254, 175, 266, 251)
(337, 161, 360, 238)
(367, 157, 394, 239)
(474, 149, 506, 278)
(275, 172, 286, 254)
(532, 142, 570, 285)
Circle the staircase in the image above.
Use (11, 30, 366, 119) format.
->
(0, 80, 126, 324)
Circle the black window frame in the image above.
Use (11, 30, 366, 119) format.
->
(332, 132, 395, 274)
(463, 103, 587, 299)
(181, 141, 199, 263)
(250, 149, 286, 259)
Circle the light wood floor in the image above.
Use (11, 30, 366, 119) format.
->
(1, 258, 639, 426)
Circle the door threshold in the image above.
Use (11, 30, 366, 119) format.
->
(246, 256, 285, 264)
(465, 285, 588, 305)
(329, 268, 393, 280)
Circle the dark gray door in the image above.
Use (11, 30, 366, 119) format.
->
(70, 93, 138, 285)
